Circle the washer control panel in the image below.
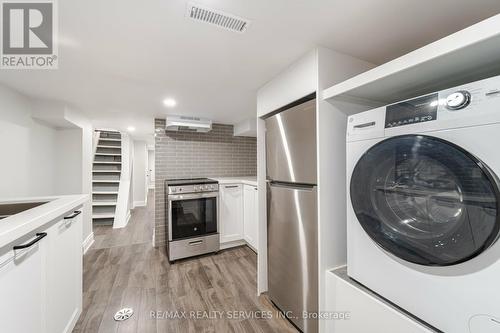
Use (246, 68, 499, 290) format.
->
(351, 74, 500, 137)
(445, 90, 471, 110)
(385, 93, 438, 128)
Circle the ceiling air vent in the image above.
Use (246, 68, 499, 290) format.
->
(186, 2, 250, 33)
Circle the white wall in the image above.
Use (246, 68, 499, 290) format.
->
(133, 140, 148, 206)
(0, 84, 57, 197)
(0, 85, 94, 244)
(54, 129, 82, 195)
(234, 118, 257, 137)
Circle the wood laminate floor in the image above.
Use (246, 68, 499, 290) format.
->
(73, 191, 297, 333)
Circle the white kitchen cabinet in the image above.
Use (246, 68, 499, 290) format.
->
(0, 207, 83, 333)
(46, 211, 83, 333)
(0, 233, 47, 333)
(219, 184, 244, 243)
(243, 185, 258, 251)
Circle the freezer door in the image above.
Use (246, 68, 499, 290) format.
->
(266, 98, 317, 184)
(267, 181, 318, 333)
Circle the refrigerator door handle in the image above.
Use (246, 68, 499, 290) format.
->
(268, 180, 316, 191)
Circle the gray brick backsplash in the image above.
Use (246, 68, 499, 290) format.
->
(154, 119, 257, 247)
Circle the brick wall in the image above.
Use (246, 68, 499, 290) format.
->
(154, 119, 257, 247)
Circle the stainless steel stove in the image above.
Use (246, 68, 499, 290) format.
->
(165, 178, 219, 262)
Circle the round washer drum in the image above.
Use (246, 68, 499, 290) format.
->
(350, 134, 500, 266)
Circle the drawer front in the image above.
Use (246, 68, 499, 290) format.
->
(168, 234, 219, 261)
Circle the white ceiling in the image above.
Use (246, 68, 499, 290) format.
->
(2, 0, 500, 141)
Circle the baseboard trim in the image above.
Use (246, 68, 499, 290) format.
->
(220, 239, 246, 250)
(82, 232, 95, 254)
(63, 308, 81, 333)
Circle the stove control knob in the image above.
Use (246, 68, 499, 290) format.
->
(171, 188, 177, 193)
(446, 91, 471, 110)
(203, 185, 209, 190)
(193, 185, 200, 191)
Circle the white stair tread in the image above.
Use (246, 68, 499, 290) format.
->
(99, 138, 121, 141)
(93, 161, 121, 164)
(92, 179, 120, 183)
(97, 145, 121, 149)
(93, 201, 117, 206)
(92, 213, 115, 219)
(92, 170, 121, 173)
(93, 191, 118, 194)
(95, 153, 121, 156)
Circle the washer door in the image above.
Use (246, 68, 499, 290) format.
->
(351, 135, 500, 266)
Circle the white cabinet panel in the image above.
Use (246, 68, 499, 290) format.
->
(325, 269, 434, 333)
(46, 211, 82, 333)
(219, 184, 243, 243)
(0, 207, 83, 333)
(0, 233, 47, 333)
(257, 49, 317, 118)
(243, 185, 258, 251)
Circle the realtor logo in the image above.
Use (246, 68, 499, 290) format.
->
(1, 0, 58, 69)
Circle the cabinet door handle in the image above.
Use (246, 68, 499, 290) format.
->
(64, 210, 82, 219)
(13, 233, 47, 250)
(225, 185, 238, 189)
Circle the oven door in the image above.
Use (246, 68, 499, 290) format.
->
(168, 192, 218, 241)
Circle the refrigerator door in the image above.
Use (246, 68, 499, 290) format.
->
(267, 181, 318, 333)
(265, 98, 317, 184)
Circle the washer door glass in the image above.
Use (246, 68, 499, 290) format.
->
(351, 135, 500, 266)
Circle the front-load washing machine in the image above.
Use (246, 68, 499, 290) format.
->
(347, 75, 500, 333)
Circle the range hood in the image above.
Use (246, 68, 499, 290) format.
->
(165, 115, 212, 132)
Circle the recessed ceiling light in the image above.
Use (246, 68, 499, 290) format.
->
(127, 126, 136, 132)
(163, 98, 177, 108)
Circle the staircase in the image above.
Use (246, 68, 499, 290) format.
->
(92, 131, 122, 226)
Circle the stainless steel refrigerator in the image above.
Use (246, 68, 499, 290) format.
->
(265, 96, 318, 333)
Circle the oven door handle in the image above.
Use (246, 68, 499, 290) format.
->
(168, 192, 218, 201)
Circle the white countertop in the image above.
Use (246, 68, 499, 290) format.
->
(0, 194, 88, 248)
(213, 177, 257, 187)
